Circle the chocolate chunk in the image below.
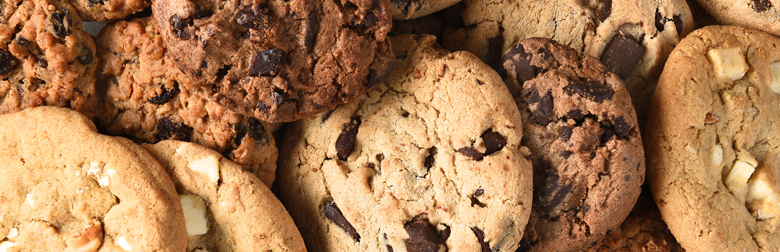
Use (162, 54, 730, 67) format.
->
(531, 91, 554, 125)
(335, 118, 361, 161)
(404, 216, 446, 252)
(525, 88, 541, 104)
(672, 15, 683, 36)
(438, 224, 451, 241)
(324, 201, 361, 242)
(613, 116, 631, 137)
(567, 109, 583, 120)
(458, 147, 483, 161)
(50, 8, 72, 39)
(0, 49, 18, 75)
(503, 44, 537, 85)
(424, 147, 435, 169)
(560, 126, 573, 141)
(487, 35, 505, 71)
(753, 0, 772, 12)
(304, 14, 318, 52)
(235, 5, 271, 30)
(147, 84, 179, 104)
(654, 12, 665, 32)
(321, 106, 338, 123)
(76, 46, 93, 65)
(367, 61, 396, 88)
(563, 80, 614, 102)
(471, 189, 487, 207)
(482, 129, 507, 156)
(474, 188, 484, 197)
(156, 118, 192, 141)
(250, 49, 287, 76)
(535, 167, 573, 213)
(600, 127, 615, 145)
(600, 34, 645, 79)
(597, 0, 612, 22)
(169, 15, 192, 39)
(234, 117, 269, 145)
(471, 227, 491, 252)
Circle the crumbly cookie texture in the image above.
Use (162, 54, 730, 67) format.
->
(142, 140, 306, 252)
(389, 0, 460, 20)
(502, 38, 645, 252)
(67, 0, 150, 22)
(441, 0, 694, 131)
(278, 34, 533, 252)
(694, 0, 780, 36)
(647, 25, 780, 251)
(152, 0, 396, 123)
(0, 106, 186, 251)
(0, 0, 99, 116)
(96, 17, 278, 186)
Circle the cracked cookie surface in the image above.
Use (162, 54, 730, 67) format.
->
(152, 0, 396, 123)
(96, 17, 278, 186)
(440, 0, 693, 131)
(694, 0, 780, 36)
(647, 25, 780, 251)
(0, 106, 186, 251)
(143, 140, 306, 252)
(277, 34, 533, 252)
(502, 38, 645, 252)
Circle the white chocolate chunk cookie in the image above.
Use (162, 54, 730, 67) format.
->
(277, 34, 533, 252)
(0, 106, 186, 251)
(647, 25, 780, 251)
(142, 140, 306, 252)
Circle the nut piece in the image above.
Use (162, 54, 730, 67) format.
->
(710, 144, 724, 177)
(116, 236, 132, 251)
(707, 47, 748, 81)
(0, 241, 17, 251)
(180, 194, 209, 236)
(187, 156, 220, 183)
(65, 224, 103, 252)
(770, 62, 780, 94)
(725, 152, 758, 200)
(25, 194, 34, 207)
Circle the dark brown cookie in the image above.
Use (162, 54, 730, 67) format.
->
(152, 0, 396, 123)
(502, 38, 645, 252)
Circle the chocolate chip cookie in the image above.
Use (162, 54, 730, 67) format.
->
(694, 0, 780, 36)
(0, 106, 186, 251)
(0, 0, 99, 116)
(389, 0, 460, 20)
(143, 140, 306, 252)
(152, 0, 396, 123)
(502, 38, 645, 252)
(647, 25, 780, 251)
(67, 0, 150, 21)
(277, 34, 533, 251)
(442, 0, 694, 131)
(96, 17, 278, 186)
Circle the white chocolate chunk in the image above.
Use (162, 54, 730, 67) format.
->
(105, 168, 117, 177)
(711, 145, 723, 168)
(725, 157, 757, 193)
(97, 176, 110, 187)
(65, 225, 103, 252)
(0, 241, 16, 252)
(770, 62, 780, 94)
(753, 194, 780, 220)
(7, 228, 17, 238)
(116, 236, 132, 251)
(748, 178, 774, 202)
(25, 194, 34, 207)
(180, 194, 209, 236)
(707, 47, 748, 81)
(87, 162, 104, 175)
(188, 156, 220, 183)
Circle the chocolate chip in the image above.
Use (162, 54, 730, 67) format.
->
(234, 117, 269, 145)
(471, 227, 491, 252)
(0, 49, 18, 75)
(50, 8, 72, 39)
(563, 80, 614, 102)
(235, 5, 271, 30)
(525, 88, 541, 104)
(424, 147, 435, 169)
(531, 91, 554, 125)
(654, 12, 665, 32)
(482, 129, 507, 156)
(401, 110, 410, 117)
(170, 15, 192, 39)
(321, 107, 338, 123)
(672, 15, 683, 36)
(474, 188, 484, 197)
(487, 35, 505, 71)
(503, 44, 537, 85)
(458, 147, 483, 161)
(535, 167, 572, 213)
(613, 116, 631, 137)
(156, 118, 192, 141)
(304, 14, 318, 52)
(597, 0, 612, 22)
(147, 84, 179, 104)
(77, 46, 93, 65)
(367, 61, 396, 88)
(560, 126, 573, 141)
(250, 49, 287, 76)
(471, 189, 487, 207)
(336, 118, 361, 161)
(324, 201, 361, 242)
(600, 34, 645, 79)
(567, 109, 583, 120)
(438, 224, 451, 241)
(753, 0, 772, 12)
(404, 216, 445, 252)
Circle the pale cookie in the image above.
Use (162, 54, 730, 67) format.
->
(0, 106, 186, 251)
(647, 25, 780, 251)
(694, 0, 780, 36)
(277, 34, 533, 251)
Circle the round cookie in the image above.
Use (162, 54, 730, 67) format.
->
(646, 25, 780, 251)
(96, 17, 278, 186)
(142, 140, 306, 252)
(390, 0, 460, 20)
(0, 0, 99, 116)
(694, 0, 780, 36)
(277, 34, 533, 251)
(67, 0, 150, 22)
(441, 0, 694, 130)
(152, 0, 396, 123)
(0, 106, 186, 251)
(502, 38, 645, 252)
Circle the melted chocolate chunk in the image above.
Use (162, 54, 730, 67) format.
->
(567, 109, 584, 120)
(367, 61, 396, 88)
(472, 227, 492, 252)
(304, 14, 318, 52)
(503, 44, 537, 84)
(560, 126, 573, 142)
(324, 201, 361, 242)
(482, 129, 507, 156)
(147, 84, 179, 104)
(535, 167, 573, 213)
(156, 118, 192, 141)
(404, 216, 446, 252)
(753, 0, 772, 12)
(613, 116, 631, 137)
(0, 49, 18, 75)
(439, 224, 451, 241)
(50, 8, 72, 39)
(235, 5, 272, 30)
(673, 15, 683, 36)
(335, 118, 361, 161)
(600, 34, 645, 79)
(250, 49, 287, 76)
(471, 189, 487, 208)
(563, 80, 614, 102)
(458, 147, 483, 161)
(597, 0, 612, 22)
(654, 11, 665, 32)
(487, 35, 505, 71)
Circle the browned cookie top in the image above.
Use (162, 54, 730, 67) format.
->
(502, 38, 645, 252)
(152, 0, 396, 123)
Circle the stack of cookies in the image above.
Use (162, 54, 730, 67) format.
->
(1, 0, 779, 251)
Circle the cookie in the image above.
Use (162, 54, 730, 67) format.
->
(96, 17, 278, 186)
(277, 34, 533, 251)
(694, 0, 780, 36)
(441, 0, 694, 131)
(502, 38, 645, 252)
(67, 0, 150, 22)
(0, 0, 99, 116)
(142, 140, 306, 252)
(0, 106, 186, 251)
(646, 25, 780, 251)
(152, 0, 396, 123)
(390, 0, 460, 20)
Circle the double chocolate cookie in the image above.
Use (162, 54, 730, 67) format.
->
(502, 38, 645, 251)
(152, 0, 396, 122)
(278, 34, 533, 251)
(647, 25, 780, 251)
(694, 0, 780, 36)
